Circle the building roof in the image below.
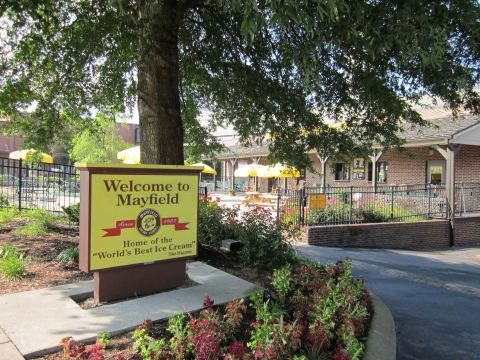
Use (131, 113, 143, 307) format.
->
(399, 113, 480, 142)
(216, 112, 480, 158)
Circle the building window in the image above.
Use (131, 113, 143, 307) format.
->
(134, 128, 140, 145)
(367, 162, 388, 183)
(334, 163, 350, 181)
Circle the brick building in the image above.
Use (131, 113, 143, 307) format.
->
(216, 112, 480, 211)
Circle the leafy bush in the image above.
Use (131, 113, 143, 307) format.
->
(360, 203, 389, 222)
(308, 203, 351, 225)
(0, 244, 26, 280)
(62, 204, 80, 225)
(96, 331, 111, 347)
(198, 200, 239, 247)
(237, 207, 297, 270)
(57, 246, 79, 263)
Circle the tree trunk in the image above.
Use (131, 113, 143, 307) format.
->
(137, 0, 184, 165)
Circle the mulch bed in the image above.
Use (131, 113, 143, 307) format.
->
(0, 223, 91, 295)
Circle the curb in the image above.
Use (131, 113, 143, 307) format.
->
(364, 292, 397, 360)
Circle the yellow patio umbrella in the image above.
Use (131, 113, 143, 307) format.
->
(260, 163, 300, 178)
(9, 149, 53, 164)
(192, 162, 217, 175)
(117, 146, 140, 164)
(234, 163, 268, 177)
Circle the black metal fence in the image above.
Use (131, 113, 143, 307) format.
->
(0, 157, 80, 214)
(0, 157, 211, 214)
(279, 184, 448, 226)
(456, 183, 480, 215)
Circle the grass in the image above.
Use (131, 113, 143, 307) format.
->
(0, 208, 20, 227)
(0, 244, 26, 280)
(10, 209, 58, 237)
(57, 246, 79, 263)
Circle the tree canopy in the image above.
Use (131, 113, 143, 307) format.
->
(69, 113, 130, 163)
(1, 0, 479, 166)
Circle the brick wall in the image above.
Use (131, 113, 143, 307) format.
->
(455, 145, 480, 184)
(453, 216, 480, 247)
(306, 145, 480, 188)
(307, 220, 451, 250)
(306, 147, 447, 188)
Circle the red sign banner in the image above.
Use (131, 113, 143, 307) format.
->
(102, 220, 135, 237)
(162, 217, 189, 231)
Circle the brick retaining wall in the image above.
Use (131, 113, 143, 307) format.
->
(453, 216, 480, 247)
(307, 220, 451, 250)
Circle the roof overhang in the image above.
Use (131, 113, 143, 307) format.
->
(450, 122, 480, 145)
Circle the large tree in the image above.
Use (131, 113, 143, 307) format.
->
(1, 1, 479, 166)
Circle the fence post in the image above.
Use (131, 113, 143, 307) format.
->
(460, 183, 464, 215)
(349, 186, 353, 224)
(18, 159, 22, 211)
(390, 186, 394, 220)
(276, 191, 281, 223)
(428, 184, 432, 219)
(299, 187, 305, 226)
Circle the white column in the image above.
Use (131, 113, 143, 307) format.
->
(315, 151, 329, 192)
(369, 150, 383, 192)
(446, 144, 459, 219)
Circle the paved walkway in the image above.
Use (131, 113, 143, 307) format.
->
(0, 327, 24, 360)
(297, 245, 480, 360)
(0, 262, 255, 359)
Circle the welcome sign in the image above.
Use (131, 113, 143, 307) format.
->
(78, 164, 201, 272)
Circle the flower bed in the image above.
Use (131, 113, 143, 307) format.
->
(54, 259, 371, 360)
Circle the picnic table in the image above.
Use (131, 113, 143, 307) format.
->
(242, 192, 280, 209)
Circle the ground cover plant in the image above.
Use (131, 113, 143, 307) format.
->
(0, 243, 26, 280)
(50, 259, 371, 360)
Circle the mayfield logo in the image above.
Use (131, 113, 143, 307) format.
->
(137, 209, 161, 236)
(102, 209, 189, 237)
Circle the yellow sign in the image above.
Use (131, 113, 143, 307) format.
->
(88, 173, 198, 271)
(309, 194, 327, 210)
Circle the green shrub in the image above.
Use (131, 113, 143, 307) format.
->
(96, 331, 111, 347)
(0, 245, 26, 280)
(237, 207, 297, 270)
(308, 203, 351, 225)
(198, 200, 239, 247)
(57, 246, 79, 262)
(62, 203, 80, 225)
(360, 202, 389, 222)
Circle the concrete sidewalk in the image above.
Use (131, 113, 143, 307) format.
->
(0, 262, 256, 359)
(0, 327, 24, 360)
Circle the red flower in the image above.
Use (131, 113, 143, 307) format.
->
(203, 295, 215, 308)
(227, 341, 247, 358)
